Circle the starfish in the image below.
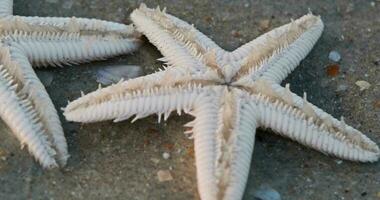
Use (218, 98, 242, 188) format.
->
(64, 5, 380, 200)
(0, 0, 141, 169)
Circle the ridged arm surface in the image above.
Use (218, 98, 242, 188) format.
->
(0, 45, 67, 167)
(4, 32, 140, 68)
(63, 66, 218, 123)
(186, 88, 258, 200)
(231, 14, 324, 84)
(131, 4, 224, 73)
(0, 64, 58, 168)
(243, 82, 379, 162)
(0, 0, 135, 35)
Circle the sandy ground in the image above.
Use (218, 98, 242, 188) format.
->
(0, 0, 379, 199)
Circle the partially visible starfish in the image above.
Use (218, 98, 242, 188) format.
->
(0, 0, 140, 168)
(64, 5, 379, 200)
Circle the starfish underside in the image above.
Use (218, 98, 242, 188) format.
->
(64, 5, 380, 200)
(0, 0, 141, 168)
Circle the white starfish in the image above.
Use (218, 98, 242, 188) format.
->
(0, 0, 141, 169)
(64, 5, 379, 200)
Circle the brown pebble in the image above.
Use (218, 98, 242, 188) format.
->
(231, 30, 241, 38)
(187, 146, 195, 158)
(157, 170, 173, 182)
(162, 143, 174, 151)
(259, 19, 271, 31)
(373, 100, 380, 109)
(204, 16, 213, 23)
(326, 64, 340, 77)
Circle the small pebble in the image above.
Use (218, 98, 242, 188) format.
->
(336, 84, 348, 92)
(328, 51, 341, 62)
(253, 185, 281, 200)
(259, 19, 271, 31)
(374, 100, 380, 109)
(345, 3, 354, 13)
(355, 80, 371, 91)
(231, 30, 241, 38)
(151, 158, 160, 164)
(96, 65, 143, 85)
(370, 2, 375, 7)
(162, 152, 170, 160)
(326, 64, 340, 77)
(335, 159, 343, 165)
(157, 170, 173, 182)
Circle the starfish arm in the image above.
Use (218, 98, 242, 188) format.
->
(14, 16, 136, 36)
(4, 33, 140, 68)
(0, 47, 68, 168)
(0, 0, 136, 35)
(188, 88, 258, 200)
(63, 68, 213, 123)
(232, 14, 323, 84)
(0, 66, 58, 168)
(130, 4, 223, 72)
(0, 0, 12, 17)
(243, 81, 380, 162)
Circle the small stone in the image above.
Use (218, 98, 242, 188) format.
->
(335, 159, 343, 164)
(231, 30, 241, 38)
(326, 64, 340, 77)
(162, 143, 174, 151)
(0, 149, 7, 161)
(376, 191, 380, 197)
(151, 158, 160, 164)
(204, 16, 213, 23)
(253, 185, 281, 200)
(370, 2, 375, 7)
(336, 84, 348, 92)
(373, 100, 380, 109)
(244, 3, 249, 7)
(96, 65, 143, 85)
(162, 152, 170, 160)
(345, 3, 354, 13)
(355, 80, 371, 91)
(328, 51, 341, 62)
(157, 170, 173, 182)
(259, 19, 271, 31)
